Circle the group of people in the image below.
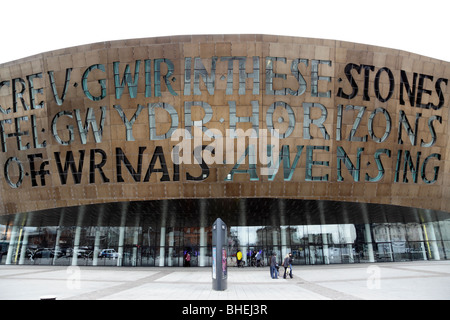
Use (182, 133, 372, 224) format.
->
(236, 249, 263, 267)
(270, 252, 293, 279)
(235, 250, 294, 279)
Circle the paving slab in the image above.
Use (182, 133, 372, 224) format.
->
(0, 261, 448, 300)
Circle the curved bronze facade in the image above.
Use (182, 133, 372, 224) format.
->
(0, 34, 448, 214)
(0, 35, 449, 267)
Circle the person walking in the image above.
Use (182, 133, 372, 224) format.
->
(236, 250, 243, 268)
(184, 251, 191, 267)
(256, 250, 262, 267)
(283, 253, 293, 279)
(270, 252, 278, 279)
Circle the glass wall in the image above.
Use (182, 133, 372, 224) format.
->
(0, 199, 449, 267)
(226, 222, 450, 266)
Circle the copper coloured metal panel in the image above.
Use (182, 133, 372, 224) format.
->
(0, 35, 448, 220)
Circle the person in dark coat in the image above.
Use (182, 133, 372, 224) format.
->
(270, 252, 278, 279)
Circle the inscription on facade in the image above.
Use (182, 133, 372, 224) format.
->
(0, 54, 447, 188)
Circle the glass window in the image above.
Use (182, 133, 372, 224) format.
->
(0, 199, 449, 267)
(375, 243, 393, 262)
(407, 242, 427, 261)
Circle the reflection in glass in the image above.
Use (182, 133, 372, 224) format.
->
(0, 199, 449, 267)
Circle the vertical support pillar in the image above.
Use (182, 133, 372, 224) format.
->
(72, 207, 85, 266)
(319, 202, 330, 264)
(385, 224, 394, 261)
(159, 227, 166, 266)
(159, 200, 168, 266)
(53, 211, 64, 265)
(19, 227, 30, 265)
(93, 207, 104, 266)
(199, 199, 207, 267)
(168, 230, 174, 266)
(321, 225, 330, 265)
(167, 202, 176, 267)
(415, 219, 428, 260)
(342, 205, 354, 263)
(424, 221, 441, 260)
(361, 204, 375, 262)
(93, 228, 101, 266)
(19, 213, 32, 265)
(6, 214, 21, 265)
(72, 227, 81, 266)
(117, 203, 128, 267)
(419, 231, 428, 260)
(305, 209, 313, 265)
(345, 225, 354, 263)
(132, 214, 140, 267)
(279, 200, 288, 259)
(421, 209, 441, 261)
(364, 224, 375, 262)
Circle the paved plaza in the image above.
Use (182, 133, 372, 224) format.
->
(0, 261, 449, 300)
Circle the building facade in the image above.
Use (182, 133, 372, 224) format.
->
(0, 35, 449, 267)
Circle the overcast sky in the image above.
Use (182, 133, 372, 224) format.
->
(0, 0, 448, 64)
